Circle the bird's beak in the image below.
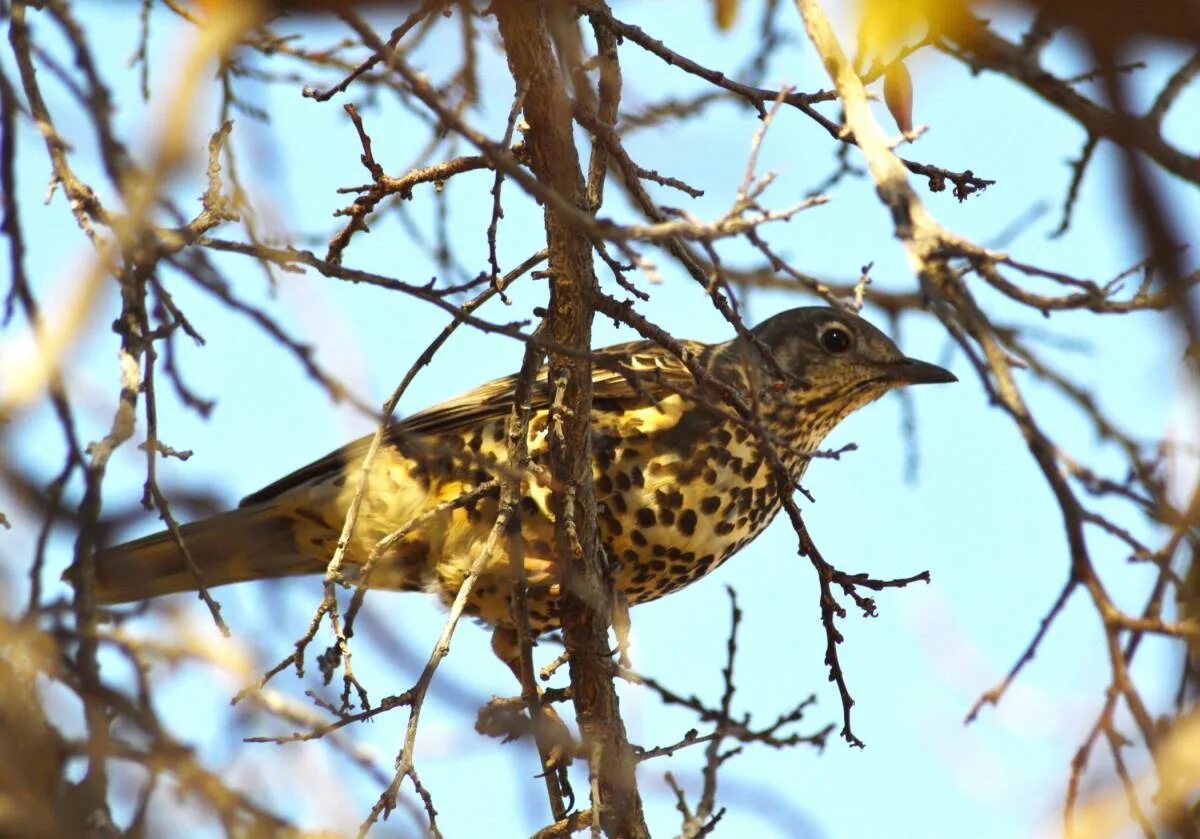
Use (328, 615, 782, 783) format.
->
(888, 356, 957, 385)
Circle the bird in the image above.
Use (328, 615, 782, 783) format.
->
(75, 306, 954, 668)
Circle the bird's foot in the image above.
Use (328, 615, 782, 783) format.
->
(475, 695, 579, 768)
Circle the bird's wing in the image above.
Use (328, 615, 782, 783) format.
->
(399, 338, 704, 433)
(239, 339, 705, 507)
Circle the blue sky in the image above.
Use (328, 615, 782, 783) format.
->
(3, 2, 1199, 837)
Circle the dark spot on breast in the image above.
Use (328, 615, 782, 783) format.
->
(700, 496, 720, 514)
(636, 508, 656, 527)
(597, 474, 614, 495)
(630, 466, 645, 486)
(714, 428, 732, 446)
(655, 404, 719, 455)
(678, 509, 697, 536)
(410, 463, 430, 488)
(716, 521, 734, 535)
(398, 545, 426, 566)
(659, 509, 675, 526)
(623, 549, 639, 564)
(616, 472, 631, 491)
(611, 493, 628, 514)
(655, 489, 682, 509)
(632, 530, 648, 547)
(595, 437, 616, 470)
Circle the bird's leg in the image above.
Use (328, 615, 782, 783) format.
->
(611, 590, 633, 668)
(489, 626, 577, 771)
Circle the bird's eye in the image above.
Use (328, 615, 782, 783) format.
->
(819, 325, 853, 354)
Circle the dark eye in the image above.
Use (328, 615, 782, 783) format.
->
(819, 325, 853, 354)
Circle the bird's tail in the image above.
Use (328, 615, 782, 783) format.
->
(69, 503, 319, 605)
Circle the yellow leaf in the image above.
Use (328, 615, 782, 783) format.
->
(715, 0, 738, 31)
(884, 61, 914, 134)
(857, 0, 930, 62)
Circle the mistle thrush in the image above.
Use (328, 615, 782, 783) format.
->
(78, 307, 955, 642)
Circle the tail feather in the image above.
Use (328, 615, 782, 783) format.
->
(74, 504, 317, 605)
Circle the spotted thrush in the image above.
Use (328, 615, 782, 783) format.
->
(78, 307, 955, 646)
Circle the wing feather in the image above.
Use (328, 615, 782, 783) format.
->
(240, 339, 706, 507)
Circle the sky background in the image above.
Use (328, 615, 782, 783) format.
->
(2, 1, 1200, 837)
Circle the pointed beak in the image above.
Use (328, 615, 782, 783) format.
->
(888, 356, 957, 385)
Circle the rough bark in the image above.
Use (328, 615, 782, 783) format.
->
(492, 2, 649, 836)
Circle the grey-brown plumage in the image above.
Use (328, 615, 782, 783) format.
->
(77, 307, 954, 632)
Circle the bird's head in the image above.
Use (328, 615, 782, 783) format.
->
(718, 307, 955, 438)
